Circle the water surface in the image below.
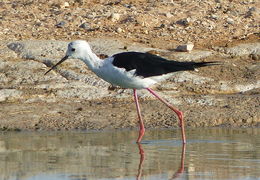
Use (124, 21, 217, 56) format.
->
(0, 128, 259, 180)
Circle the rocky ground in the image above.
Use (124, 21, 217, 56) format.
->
(0, 0, 259, 131)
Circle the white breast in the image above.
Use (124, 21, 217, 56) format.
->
(93, 58, 157, 89)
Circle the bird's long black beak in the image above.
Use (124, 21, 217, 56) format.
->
(44, 55, 69, 75)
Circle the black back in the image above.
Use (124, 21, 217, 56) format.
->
(112, 52, 215, 78)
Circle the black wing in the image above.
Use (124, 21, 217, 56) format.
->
(112, 52, 217, 78)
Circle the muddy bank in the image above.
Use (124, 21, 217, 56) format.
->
(0, 92, 259, 131)
(0, 0, 259, 131)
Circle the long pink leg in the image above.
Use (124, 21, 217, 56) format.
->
(133, 89, 145, 143)
(146, 88, 186, 144)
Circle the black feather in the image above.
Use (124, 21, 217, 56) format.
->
(112, 52, 219, 78)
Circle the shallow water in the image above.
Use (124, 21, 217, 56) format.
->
(0, 128, 259, 180)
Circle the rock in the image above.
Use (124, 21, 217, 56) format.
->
(210, 14, 218, 20)
(86, 13, 96, 19)
(159, 23, 166, 28)
(116, 27, 123, 33)
(226, 18, 234, 24)
(165, 12, 173, 18)
(55, 21, 66, 28)
(123, 4, 132, 8)
(141, 22, 146, 27)
(201, 21, 209, 27)
(176, 43, 194, 52)
(121, 16, 136, 24)
(73, 31, 82, 36)
(160, 32, 169, 36)
(176, 18, 191, 26)
(168, 24, 177, 31)
(60, 2, 69, 8)
(79, 23, 90, 30)
(109, 13, 120, 22)
(34, 19, 42, 26)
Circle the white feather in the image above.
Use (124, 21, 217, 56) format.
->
(93, 57, 157, 89)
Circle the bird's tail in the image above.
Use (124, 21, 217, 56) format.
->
(169, 61, 221, 72)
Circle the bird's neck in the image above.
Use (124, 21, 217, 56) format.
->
(81, 51, 103, 71)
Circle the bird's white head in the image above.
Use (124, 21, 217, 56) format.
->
(45, 40, 97, 75)
(66, 40, 92, 60)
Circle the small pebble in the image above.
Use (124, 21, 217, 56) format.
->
(60, 2, 69, 8)
(160, 32, 169, 36)
(110, 13, 121, 22)
(79, 22, 90, 30)
(55, 21, 66, 28)
(116, 27, 123, 33)
(35, 19, 42, 26)
(176, 18, 191, 26)
(141, 22, 146, 27)
(176, 43, 194, 52)
(143, 30, 149, 34)
(86, 14, 96, 19)
(210, 14, 218, 20)
(226, 18, 234, 24)
(168, 25, 175, 31)
(165, 12, 173, 18)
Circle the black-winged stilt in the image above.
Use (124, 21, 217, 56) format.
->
(45, 40, 218, 144)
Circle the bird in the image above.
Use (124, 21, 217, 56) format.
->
(45, 40, 218, 144)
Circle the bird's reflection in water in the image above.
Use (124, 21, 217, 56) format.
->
(170, 144, 186, 179)
(136, 143, 186, 180)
